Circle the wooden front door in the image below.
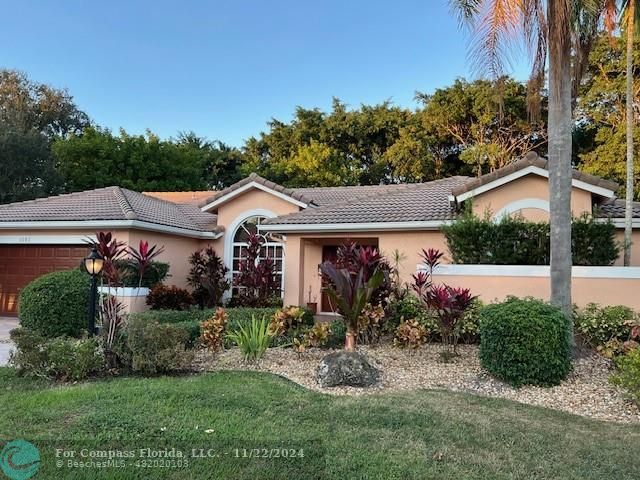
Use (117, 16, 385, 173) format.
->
(0, 245, 88, 316)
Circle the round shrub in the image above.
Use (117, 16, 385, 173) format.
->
(479, 297, 571, 387)
(19, 269, 91, 338)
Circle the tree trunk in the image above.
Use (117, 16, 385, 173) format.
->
(344, 327, 356, 351)
(547, 0, 573, 323)
(624, 3, 636, 266)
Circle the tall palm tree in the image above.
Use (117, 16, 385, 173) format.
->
(451, 1, 606, 320)
(619, 0, 639, 265)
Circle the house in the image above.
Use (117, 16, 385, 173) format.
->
(1, 152, 639, 316)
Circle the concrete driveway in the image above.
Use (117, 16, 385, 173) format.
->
(0, 317, 19, 366)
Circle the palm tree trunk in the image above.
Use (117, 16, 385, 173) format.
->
(624, 2, 636, 266)
(548, 0, 573, 323)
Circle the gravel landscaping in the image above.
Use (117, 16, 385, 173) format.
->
(194, 343, 640, 424)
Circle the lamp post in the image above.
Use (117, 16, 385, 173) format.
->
(84, 246, 104, 335)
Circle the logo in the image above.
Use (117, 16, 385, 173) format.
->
(0, 440, 40, 480)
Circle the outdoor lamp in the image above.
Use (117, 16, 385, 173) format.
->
(84, 246, 104, 276)
(84, 246, 104, 335)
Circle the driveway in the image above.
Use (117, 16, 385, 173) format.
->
(0, 317, 18, 366)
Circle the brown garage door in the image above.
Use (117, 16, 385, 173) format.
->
(0, 245, 89, 316)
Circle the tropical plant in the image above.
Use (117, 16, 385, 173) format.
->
(268, 305, 313, 341)
(394, 320, 429, 349)
(226, 315, 272, 361)
(187, 246, 230, 308)
(451, 0, 612, 322)
(233, 233, 280, 307)
(93, 231, 126, 286)
(357, 303, 386, 344)
(423, 285, 476, 360)
(321, 258, 385, 351)
(127, 240, 165, 288)
(200, 307, 228, 352)
(610, 346, 640, 404)
(146, 284, 194, 310)
(101, 296, 125, 351)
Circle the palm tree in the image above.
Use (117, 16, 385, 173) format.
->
(451, 1, 607, 320)
(619, 0, 639, 265)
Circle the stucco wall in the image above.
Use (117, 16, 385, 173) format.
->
(214, 189, 301, 232)
(126, 230, 201, 288)
(430, 267, 640, 310)
(470, 174, 593, 220)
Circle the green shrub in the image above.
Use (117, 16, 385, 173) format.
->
(146, 284, 194, 310)
(19, 269, 91, 338)
(130, 307, 280, 329)
(326, 320, 346, 348)
(386, 295, 431, 332)
(227, 315, 271, 361)
(443, 211, 619, 266)
(113, 260, 169, 288)
(574, 303, 637, 350)
(10, 328, 103, 381)
(479, 297, 571, 387)
(116, 317, 194, 375)
(610, 348, 640, 405)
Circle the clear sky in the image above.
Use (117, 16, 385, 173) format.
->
(1, 0, 530, 147)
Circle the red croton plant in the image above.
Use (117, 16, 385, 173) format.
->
(412, 248, 475, 361)
(91, 232, 165, 367)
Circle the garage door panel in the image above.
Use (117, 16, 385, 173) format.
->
(0, 244, 89, 316)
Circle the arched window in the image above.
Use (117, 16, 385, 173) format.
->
(231, 215, 284, 297)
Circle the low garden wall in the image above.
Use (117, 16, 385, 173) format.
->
(421, 264, 640, 310)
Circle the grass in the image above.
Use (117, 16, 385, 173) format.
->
(1, 368, 639, 479)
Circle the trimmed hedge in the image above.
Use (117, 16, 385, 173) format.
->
(443, 212, 619, 266)
(129, 307, 281, 345)
(19, 269, 91, 338)
(479, 297, 572, 386)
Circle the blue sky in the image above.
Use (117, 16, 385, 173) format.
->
(1, 0, 530, 147)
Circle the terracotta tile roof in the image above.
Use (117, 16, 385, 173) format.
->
(143, 191, 216, 206)
(0, 187, 220, 233)
(451, 152, 619, 198)
(263, 176, 470, 225)
(202, 173, 318, 207)
(597, 199, 640, 219)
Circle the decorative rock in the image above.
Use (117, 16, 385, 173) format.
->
(315, 351, 380, 387)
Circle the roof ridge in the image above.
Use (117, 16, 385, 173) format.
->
(113, 187, 138, 220)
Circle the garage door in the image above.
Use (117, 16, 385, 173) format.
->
(0, 245, 89, 316)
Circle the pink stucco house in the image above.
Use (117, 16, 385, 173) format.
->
(1, 152, 640, 316)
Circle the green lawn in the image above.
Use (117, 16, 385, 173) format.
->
(1, 368, 639, 479)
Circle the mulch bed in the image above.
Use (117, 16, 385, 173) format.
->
(193, 342, 640, 424)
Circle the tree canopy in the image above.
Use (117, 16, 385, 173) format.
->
(0, 69, 89, 203)
(575, 34, 640, 200)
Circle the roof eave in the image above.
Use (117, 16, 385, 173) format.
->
(0, 220, 223, 240)
(259, 220, 450, 233)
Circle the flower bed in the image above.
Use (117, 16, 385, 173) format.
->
(194, 343, 640, 424)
